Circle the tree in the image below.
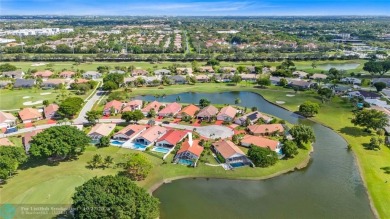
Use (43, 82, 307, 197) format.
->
(235, 98, 241, 104)
(97, 136, 110, 148)
(311, 61, 317, 69)
(121, 110, 145, 123)
(102, 81, 118, 91)
(373, 82, 386, 92)
(290, 124, 316, 147)
(279, 78, 288, 86)
(207, 59, 219, 66)
(351, 109, 389, 131)
(29, 125, 91, 159)
(367, 137, 382, 150)
(147, 108, 156, 118)
(85, 110, 101, 125)
(0, 146, 27, 181)
(282, 140, 299, 158)
(0, 63, 17, 72)
(88, 154, 103, 169)
(43, 100, 49, 107)
(317, 87, 333, 102)
(58, 97, 84, 118)
(103, 73, 124, 86)
(257, 77, 271, 87)
(103, 155, 114, 168)
(247, 146, 278, 167)
(231, 74, 242, 85)
(299, 101, 320, 117)
(72, 175, 159, 219)
(124, 153, 153, 181)
(328, 68, 342, 80)
(363, 61, 382, 76)
(199, 98, 211, 108)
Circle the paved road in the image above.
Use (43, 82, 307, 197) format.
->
(0, 123, 71, 138)
(158, 122, 234, 139)
(74, 81, 104, 124)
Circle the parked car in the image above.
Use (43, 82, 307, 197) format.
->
(5, 127, 18, 134)
(162, 121, 170, 125)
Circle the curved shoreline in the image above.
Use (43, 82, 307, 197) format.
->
(148, 144, 313, 194)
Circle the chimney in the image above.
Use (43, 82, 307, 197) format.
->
(188, 132, 193, 147)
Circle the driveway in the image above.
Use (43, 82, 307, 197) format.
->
(158, 122, 234, 139)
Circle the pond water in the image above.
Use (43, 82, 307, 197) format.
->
(139, 92, 374, 219)
(317, 63, 360, 71)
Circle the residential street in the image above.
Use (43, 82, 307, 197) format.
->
(73, 81, 104, 124)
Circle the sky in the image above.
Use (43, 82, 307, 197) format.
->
(1, 0, 390, 16)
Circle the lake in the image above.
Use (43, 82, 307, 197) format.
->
(139, 92, 374, 219)
(317, 63, 360, 71)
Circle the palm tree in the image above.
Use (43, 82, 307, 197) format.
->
(104, 156, 114, 168)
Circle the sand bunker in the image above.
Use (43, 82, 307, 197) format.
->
(23, 100, 43, 106)
(276, 101, 285, 104)
(40, 92, 52, 95)
(22, 96, 31, 99)
(286, 94, 295, 97)
(31, 63, 46, 67)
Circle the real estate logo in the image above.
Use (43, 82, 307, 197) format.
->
(0, 204, 16, 219)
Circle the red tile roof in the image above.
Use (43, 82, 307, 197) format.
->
(44, 103, 59, 118)
(197, 105, 218, 118)
(104, 100, 123, 111)
(158, 102, 181, 115)
(217, 106, 237, 119)
(178, 104, 200, 117)
(142, 101, 163, 113)
(248, 124, 284, 135)
(138, 126, 167, 142)
(114, 124, 146, 138)
(23, 130, 43, 147)
(213, 139, 245, 159)
(59, 71, 75, 77)
(157, 129, 187, 145)
(34, 70, 53, 78)
(241, 135, 279, 151)
(18, 108, 42, 121)
(177, 139, 204, 157)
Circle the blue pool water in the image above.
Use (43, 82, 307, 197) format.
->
(132, 143, 148, 150)
(153, 147, 171, 154)
(178, 159, 194, 166)
(230, 162, 246, 168)
(110, 140, 125, 146)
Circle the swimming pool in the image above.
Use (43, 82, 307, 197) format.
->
(132, 143, 148, 151)
(153, 146, 171, 154)
(229, 162, 246, 168)
(110, 140, 125, 146)
(178, 159, 194, 166)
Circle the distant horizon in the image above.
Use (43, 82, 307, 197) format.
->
(1, 0, 390, 16)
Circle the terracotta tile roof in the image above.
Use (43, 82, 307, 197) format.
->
(73, 78, 89, 84)
(23, 130, 43, 149)
(213, 139, 244, 159)
(59, 71, 75, 77)
(179, 104, 200, 117)
(217, 106, 237, 119)
(122, 100, 143, 112)
(142, 101, 163, 113)
(114, 124, 146, 138)
(88, 123, 116, 136)
(197, 105, 218, 118)
(0, 111, 16, 123)
(157, 129, 187, 145)
(104, 100, 123, 111)
(18, 108, 42, 121)
(34, 70, 53, 77)
(248, 124, 284, 135)
(158, 102, 181, 115)
(241, 135, 279, 151)
(138, 126, 167, 142)
(44, 104, 59, 118)
(0, 138, 14, 146)
(177, 139, 204, 157)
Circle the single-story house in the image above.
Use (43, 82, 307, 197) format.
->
(176, 67, 193, 75)
(23, 130, 43, 153)
(0, 138, 15, 146)
(169, 75, 187, 84)
(134, 126, 167, 146)
(241, 74, 257, 82)
(73, 78, 89, 84)
(103, 100, 123, 115)
(154, 69, 171, 76)
(197, 105, 219, 120)
(122, 100, 143, 112)
(0, 81, 11, 88)
(44, 103, 59, 119)
(13, 79, 35, 88)
(310, 73, 328, 80)
(289, 80, 315, 90)
(156, 129, 188, 148)
(248, 124, 284, 136)
(292, 71, 308, 79)
(88, 123, 116, 142)
(246, 66, 256, 74)
(220, 67, 237, 74)
(240, 135, 281, 152)
(34, 70, 53, 79)
(217, 106, 237, 122)
(214, 73, 233, 82)
(235, 111, 272, 126)
(195, 74, 209, 82)
(59, 71, 75, 78)
(41, 79, 72, 88)
(109, 70, 125, 74)
(340, 77, 362, 85)
(131, 69, 148, 77)
(199, 66, 215, 73)
(0, 111, 17, 128)
(270, 76, 288, 86)
(174, 134, 203, 166)
(112, 124, 147, 141)
(82, 71, 102, 79)
(2, 70, 24, 79)
(176, 104, 200, 119)
(158, 102, 181, 117)
(348, 90, 381, 100)
(372, 78, 390, 87)
(212, 139, 252, 167)
(18, 108, 42, 123)
(142, 101, 163, 116)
